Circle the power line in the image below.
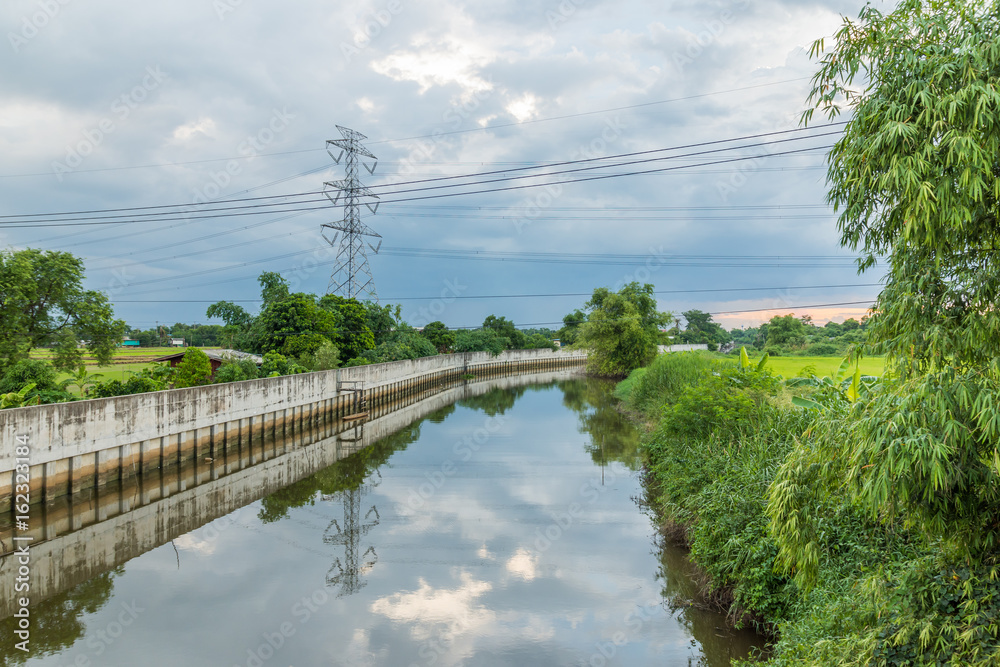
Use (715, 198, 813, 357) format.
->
(1, 143, 835, 228)
(0, 124, 840, 225)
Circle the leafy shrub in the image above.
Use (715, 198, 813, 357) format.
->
(213, 358, 260, 383)
(453, 329, 508, 356)
(623, 351, 715, 415)
(174, 348, 213, 388)
(92, 376, 161, 398)
(260, 351, 306, 377)
(805, 342, 838, 356)
(361, 331, 437, 363)
(661, 366, 779, 441)
(308, 340, 340, 371)
(0, 359, 58, 394)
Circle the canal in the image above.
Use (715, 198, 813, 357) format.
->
(0, 373, 765, 666)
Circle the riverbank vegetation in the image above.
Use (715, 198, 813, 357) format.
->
(625, 1, 1000, 663)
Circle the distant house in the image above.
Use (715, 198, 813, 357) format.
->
(170, 338, 185, 347)
(151, 349, 264, 377)
(121, 339, 140, 347)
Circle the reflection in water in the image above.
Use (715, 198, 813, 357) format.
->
(559, 378, 644, 469)
(323, 484, 380, 597)
(0, 374, 768, 666)
(0, 569, 120, 666)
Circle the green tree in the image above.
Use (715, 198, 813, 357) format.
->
(173, 348, 213, 388)
(258, 271, 290, 306)
(764, 314, 807, 348)
(772, 0, 1000, 593)
(319, 295, 375, 360)
(453, 329, 509, 356)
(213, 357, 261, 384)
(578, 282, 670, 377)
(482, 315, 526, 350)
(680, 309, 730, 346)
(363, 301, 401, 345)
(260, 351, 306, 377)
(299, 340, 340, 371)
(421, 321, 455, 353)
(525, 332, 557, 351)
(557, 309, 587, 346)
(0, 248, 126, 372)
(254, 293, 338, 357)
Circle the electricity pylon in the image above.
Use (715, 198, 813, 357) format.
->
(322, 125, 382, 301)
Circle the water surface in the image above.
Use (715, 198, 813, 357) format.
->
(0, 375, 765, 666)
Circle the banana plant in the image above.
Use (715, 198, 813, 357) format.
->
(738, 346, 769, 372)
(786, 356, 878, 411)
(60, 366, 104, 397)
(1, 383, 41, 409)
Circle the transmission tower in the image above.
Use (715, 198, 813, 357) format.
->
(321, 125, 382, 302)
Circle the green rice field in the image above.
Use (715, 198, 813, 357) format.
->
(763, 355, 885, 379)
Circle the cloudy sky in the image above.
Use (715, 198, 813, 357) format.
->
(0, 0, 889, 332)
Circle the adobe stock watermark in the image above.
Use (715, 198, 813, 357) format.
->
(51, 66, 168, 181)
(188, 107, 295, 205)
(510, 116, 625, 235)
(584, 599, 665, 667)
(340, 0, 403, 62)
(406, 277, 468, 328)
(545, 0, 588, 31)
(672, 0, 751, 73)
(386, 83, 495, 187)
(233, 587, 330, 667)
(8, 0, 72, 53)
(532, 460, 631, 554)
(285, 241, 338, 293)
(213, 0, 245, 21)
(714, 116, 799, 203)
(405, 413, 507, 511)
(611, 245, 672, 292)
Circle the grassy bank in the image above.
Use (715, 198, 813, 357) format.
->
(619, 352, 998, 666)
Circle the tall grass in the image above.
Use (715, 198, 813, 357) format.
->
(619, 351, 716, 413)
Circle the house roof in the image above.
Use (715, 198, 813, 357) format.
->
(151, 349, 264, 364)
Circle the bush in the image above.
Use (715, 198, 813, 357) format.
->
(660, 365, 779, 441)
(92, 376, 161, 398)
(0, 359, 58, 394)
(453, 329, 508, 356)
(310, 340, 340, 371)
(213, 358, 260, 383)
(260, 351, 306, 377)
(174, 348, 213, 388)
(804, 342, 839, 356)
(362, 332, 437, 363)
(623, 351, 715, 415)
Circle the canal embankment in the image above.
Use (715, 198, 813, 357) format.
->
(0, 368, 583, 617)
(0, 349, 585, 512)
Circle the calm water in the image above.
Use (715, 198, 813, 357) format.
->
(1, 375, 765, 666)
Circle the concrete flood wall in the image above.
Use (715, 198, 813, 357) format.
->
(0, 368, 580, 618)
(0, 349, 587, 512)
